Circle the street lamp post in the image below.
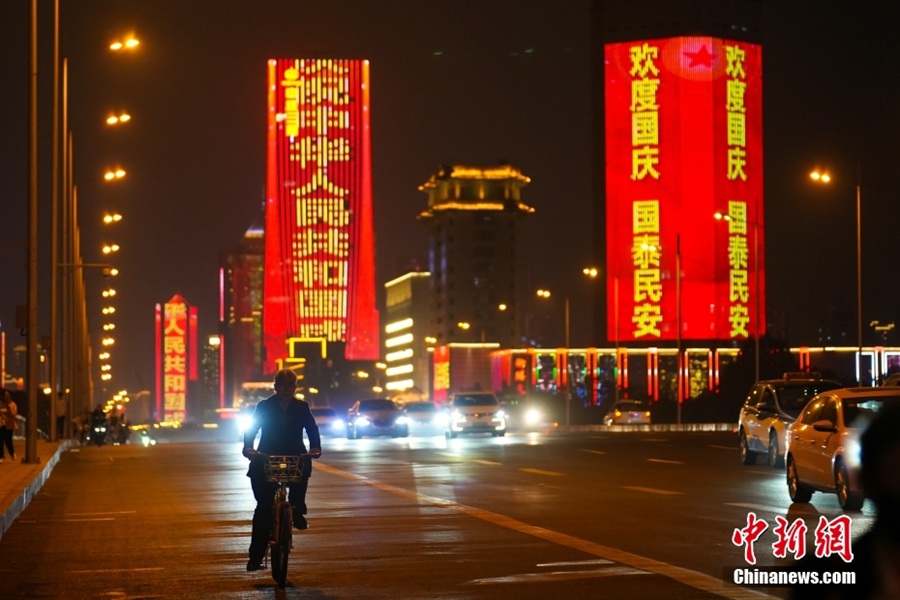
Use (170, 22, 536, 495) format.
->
(810, 170, 863, 384)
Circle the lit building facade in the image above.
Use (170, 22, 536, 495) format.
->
(418, 164, 533, 350)
(590, 0, 764, 404)
(263, 58, 379, 373)
(383, 272, 432, 395)
(154, 294, 199, 423)
(219, 215, 265, 407)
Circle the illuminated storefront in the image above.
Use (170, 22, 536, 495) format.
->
(263, 58, 379, 372)
(605, 37, 764, 344)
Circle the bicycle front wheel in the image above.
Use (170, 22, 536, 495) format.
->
(271, 503, 292, 587)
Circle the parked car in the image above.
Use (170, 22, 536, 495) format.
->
(310, 406, 345, 436)
(445, 391, 506, 438)
(738, 373, 842, 467)
(346, 398, 409, 439)
(603, 400, 652, 426)
(785, 387, 900, 509)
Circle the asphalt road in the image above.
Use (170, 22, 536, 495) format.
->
(0, 430, 876, 599)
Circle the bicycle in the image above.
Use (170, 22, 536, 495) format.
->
(261, 453, 309, 587)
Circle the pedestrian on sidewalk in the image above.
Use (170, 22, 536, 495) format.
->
(0, 389, 18, 462)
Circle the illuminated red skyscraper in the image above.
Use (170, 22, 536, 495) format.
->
(263, 58, 379, 372)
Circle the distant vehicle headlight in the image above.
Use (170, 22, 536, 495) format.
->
(331, 419, 345, 430)
(355, 416, 371, 427)
(524, 408, 542, 425)
(396, 415, 409, 426)
(237, 414, 254, 435)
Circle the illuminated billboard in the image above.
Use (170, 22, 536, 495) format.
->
(263, 59, 379, 371)
(161, 294, 189, 423)
(605, 37, 764, 343)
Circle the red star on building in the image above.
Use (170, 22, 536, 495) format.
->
(684, 44, 715, 68)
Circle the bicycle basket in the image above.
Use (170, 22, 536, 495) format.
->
(264, 455, 304, 483)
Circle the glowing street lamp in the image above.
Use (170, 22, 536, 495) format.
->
(102, 212, 123, 224)
(102, 244, 120, 255)
(810, 168, 863, 384)
(106, 112, 131, 126)
(109, 36, 140, 51)
(103, 168, 126, 181)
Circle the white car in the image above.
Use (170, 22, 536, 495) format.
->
(603, 400, 651, 426)
(785, 387, 900, 510)
(445, 392, 506, 438)
(738, 374, 841, 468)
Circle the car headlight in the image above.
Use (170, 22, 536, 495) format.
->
(451, 409, 466, 423)
(331, 419, 345, 430)
(237, 414, 254, 434)
(355, 416, 371, 427)
(524, 408, 542, 425)
(396, 415, 409, 426)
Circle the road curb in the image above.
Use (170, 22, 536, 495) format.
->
(0, 440, 78, 541)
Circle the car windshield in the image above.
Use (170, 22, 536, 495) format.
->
(405, 403, 436, 413)
(453, 394, 497, 407)
(842, 394, 900, 428)
(359, 399, 398, 411)
(775, 382, 841, 417)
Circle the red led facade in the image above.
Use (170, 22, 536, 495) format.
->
(263, 59, 379, 372)
(605, 37, 765, 342)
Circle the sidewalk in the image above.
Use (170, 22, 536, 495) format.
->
(0, 435, 76, 541)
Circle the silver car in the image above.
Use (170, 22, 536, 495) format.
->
(785, 387, 900, 510)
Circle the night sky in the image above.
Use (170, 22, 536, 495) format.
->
(1, 1, 898, 394)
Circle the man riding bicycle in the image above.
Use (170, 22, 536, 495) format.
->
(242, 369, 322, 572)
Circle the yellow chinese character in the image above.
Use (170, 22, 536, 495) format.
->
(730, 305, 750, 337)
(633, 200, 660, 234)
(728, 111, 746, 147)
(726, 46, 746, 79)
(730, 269, 750, 302)
(632, 111, 659, 146)
(632, 303, 662, 337)
(629, 44, 660, 78)
(728, 147, 747, 181)
(634, 269, 663, 302)
(728, 235, 749, 270)
(632, 235, 661, 269)
(632, 146, 661, 180)
(630, 79, 660, 112)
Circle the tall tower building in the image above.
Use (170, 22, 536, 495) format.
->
(418, 164, 534, 349)
(220, 214, 265, 407)
(262, 58, 379, 373)
(592, 0, 764, 347)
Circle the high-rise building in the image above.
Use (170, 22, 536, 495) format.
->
(418, 164, 534, 349)
(592, 0, 764, 346)
(262, 58, 379, 373)
(383, 271, 432, 396)
(219, 214, 265, 407)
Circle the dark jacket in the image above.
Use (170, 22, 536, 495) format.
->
(243, 395, 320, 478)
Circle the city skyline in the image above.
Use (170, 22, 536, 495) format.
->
(1, 1, 898, 395)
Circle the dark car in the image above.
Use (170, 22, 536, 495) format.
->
(738, 373, 842, 467)
(346, 398, 409, 439)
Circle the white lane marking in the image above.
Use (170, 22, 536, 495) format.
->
(519, 467, 564, 477)
(315, 462, 776, 599)
(470, 566, 649, 584)
(473, 459, 502, 466)
(622, 485, 684, 496)
(646, 458, 684, 465)
(709, 445, 736, 451)
(726, 502, 877, 522)
(69, 568, 165, 574)
(582, 449, 606, 455)
(537, 559, 614, 567)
